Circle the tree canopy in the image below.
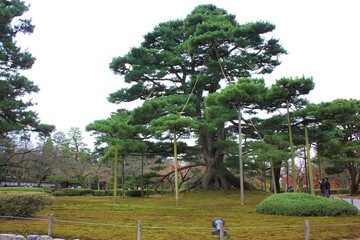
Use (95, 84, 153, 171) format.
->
(0, 0, 54, 139)
(86, 4, 360, 195)
(95, 4, 288, 190)
(0, 0, 55, 182)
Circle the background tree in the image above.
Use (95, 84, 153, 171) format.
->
(66, 127, 95, 187)
(247, 139, 291, 193)
(0, 0, 54, 137)
(87, 110, 150, 197)
(0, 0, 55, 178)
(27, 138, 57, 186)
(266, 76, 315, 190)
(49, 131, 73, 189)
(107, 4, 286, 190)
(302, 99, 360, 195)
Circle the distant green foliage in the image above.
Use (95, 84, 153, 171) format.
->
(0, 187, 44, 192)
(52, 188, 165, 197)
(0, 192, 53, 217)
(52, 190, 66, 196)
(53, 188, 93, 196)
(41, 187, 53, 194)
(125, 190, 142, 197)
(314, 188, 349, 196)
(256, 193, 358, 216)
(93, 190, 122, 196)
(93, 190, 112, 196)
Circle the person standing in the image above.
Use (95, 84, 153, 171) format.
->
(287, 184, 294, 192)
(324, 178, 331, 197)
(318, 179, 325, 197)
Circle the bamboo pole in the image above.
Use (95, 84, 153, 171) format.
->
(173, 128, 180, 206)
(238, 105, 244, 205)
(305, 125, 314, 194)
(286, 100, 297, 191)
(113, 144, 118, 203)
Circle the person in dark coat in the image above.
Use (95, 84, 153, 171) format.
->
(324, 178, 331, 197)
(318, 178, 325, 197)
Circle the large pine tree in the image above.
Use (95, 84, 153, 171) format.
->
(107, 5, 287, 190)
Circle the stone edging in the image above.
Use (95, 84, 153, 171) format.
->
(0, 234, 80, 240)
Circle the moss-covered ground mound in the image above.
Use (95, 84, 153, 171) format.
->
(256, 192, 358, 216)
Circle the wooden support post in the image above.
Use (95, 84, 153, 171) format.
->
(137, 220, 142, 240)
(305, 220, 309, 240)
(48, 214, 54, 236)
(219, 221, 224, 240)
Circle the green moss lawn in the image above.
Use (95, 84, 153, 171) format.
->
(0, 190, 359, 239)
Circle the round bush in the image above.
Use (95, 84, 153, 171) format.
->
(0, 192, 54, 217)
(256, 193, 358, 216)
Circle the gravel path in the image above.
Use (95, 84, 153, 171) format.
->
(333, 196, 360, 210)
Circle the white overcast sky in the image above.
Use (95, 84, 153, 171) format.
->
(18, 0, 359, 147)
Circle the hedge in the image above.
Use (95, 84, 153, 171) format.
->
(53, 188, 93, 196)
(0, 187, 44, 192)
(50, 188, 170, 197)
(0, 192, 54, 217)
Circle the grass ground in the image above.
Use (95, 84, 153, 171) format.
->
(0, 190, 359, 239)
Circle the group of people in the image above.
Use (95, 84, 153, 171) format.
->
(285, 178, 331, 197)
(318, 178, 331, 197)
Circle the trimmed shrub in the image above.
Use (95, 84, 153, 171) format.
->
(125, 190, 156, 197)
(93, 190, 107, 196)
(314, 188, 349, 196)
(332, 188, 350, 194)
(52, 190, 66, 196)
(53, 188, 93, 196)
(153, 189, 171, 195)
(63, 188, 93, 196)
(0, 192, 54, 217)
(125, 190, 142, 197)
(0, 187, 44, 192)
(256, 193, 358, 216)
(41, 186, 53, 194)
(93, 190, 122, 196)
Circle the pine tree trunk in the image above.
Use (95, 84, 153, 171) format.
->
(347, 164, 360, 195)
(274, 166, 281, 193)
(201, 156, 253, 190)
(199, 126, 254, 191)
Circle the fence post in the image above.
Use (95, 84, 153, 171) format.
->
(305, 220, 309, 240)
(219, 221, 224, 240)
(137, 220, 142, 240)
(48, 214, 54, 236)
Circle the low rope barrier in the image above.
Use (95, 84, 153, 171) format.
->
(2, 215, 360, 240)
(1, 215, 360, 229)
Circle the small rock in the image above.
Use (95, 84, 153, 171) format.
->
(13, 236, 26, 240)
(0, 234, 16, 240)
(39, 236, 52, 240)
(26, 235, 39, 240)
